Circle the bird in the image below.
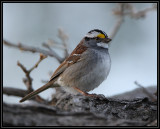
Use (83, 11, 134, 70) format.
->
(19, 29, 111, 103)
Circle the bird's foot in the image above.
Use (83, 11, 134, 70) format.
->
(74, 87, 98, 98)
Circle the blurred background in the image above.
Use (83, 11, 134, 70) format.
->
(3, 3, 157, 103)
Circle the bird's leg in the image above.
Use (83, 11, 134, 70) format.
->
(73, 87, 98, 97)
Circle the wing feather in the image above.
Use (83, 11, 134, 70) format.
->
(49, 40, 87, 81)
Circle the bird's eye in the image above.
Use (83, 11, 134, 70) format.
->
(95, 37, 99, 40)
(85, 37, 90, 41)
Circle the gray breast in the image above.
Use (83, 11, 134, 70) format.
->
(60, 48, 111, 92)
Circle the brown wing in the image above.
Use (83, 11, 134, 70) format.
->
(50, 39, 87, 81)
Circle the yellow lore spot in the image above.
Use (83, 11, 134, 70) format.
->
(97, 34, 105, 38)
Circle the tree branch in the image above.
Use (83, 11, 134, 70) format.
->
(28, 53, 47, 73)
(17, 54, 47, 92)
(3, 95, 157, 126)
(3, 40, 64, 63)
(16, 54, 48, 102)
(17, 61, 33, 92)
(3, 87, 46, 103)
(44, 39, 66, 50)
(3, 87, 28, 97)
(110, 3, 157, 40)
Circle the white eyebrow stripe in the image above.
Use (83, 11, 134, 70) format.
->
(85, 31, 100, 38)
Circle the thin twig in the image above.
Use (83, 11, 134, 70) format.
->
(110, 3, 125, 39)
(42, 42, 53, 51)
(134, 81, 156, 101)
(17, 61, 33, 92)
(58, 28, 69, 58)
(28, 53, 47, 73)
(17, 54, 47, 92)
(110, 16, 124, 39)
(3, 40, 64, 63)
(110, 3, 156, 40)
(41, 42, 65, 61)
(16, 54, 55, 103)
(127, 3, 157, 19)
(44, 39, 66, 50)
(113, 3, 157, 18)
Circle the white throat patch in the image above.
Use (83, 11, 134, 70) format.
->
(97, 42, 108, 49)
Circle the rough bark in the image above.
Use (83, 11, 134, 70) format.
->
(3, 87, 157, 126)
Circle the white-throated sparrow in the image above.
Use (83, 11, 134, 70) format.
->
(20, 29, 111, 102)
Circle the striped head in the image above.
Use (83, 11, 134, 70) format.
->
(84, 29, 111, 49)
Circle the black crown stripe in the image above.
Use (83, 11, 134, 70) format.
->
(88, 29, 108, 37)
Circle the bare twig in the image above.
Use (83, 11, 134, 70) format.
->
(3, 40, 64, 63)
(17, 61, 33, 92)
(58, 28, 69, 58)
(3, 29, 70, 102)
(126, 3, 157, 19)
(44, 39, 66, 50)
(113, 3, 157, 18)
(17, 54, 47, 92)
(110, 3, 125, 39)
(110, 17, 124, 40)
(41, 42, 65, 61)
(110, 3, 157, 40)
(8, 54, 48, 102)
(134, 81, 156, 101)
(29, 53, 47, 73)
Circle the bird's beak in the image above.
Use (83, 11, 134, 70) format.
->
(103, 37, 112, 43)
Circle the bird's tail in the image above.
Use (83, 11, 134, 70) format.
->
(19, 80, 58, 103)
